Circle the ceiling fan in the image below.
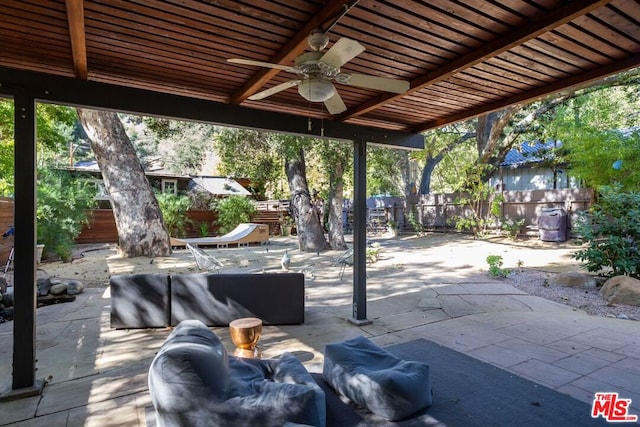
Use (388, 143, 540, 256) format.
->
(228, 30, 410, 115)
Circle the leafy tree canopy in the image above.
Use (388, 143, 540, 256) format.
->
(536, 80, 640, 190)
(0, 99, 77, 195)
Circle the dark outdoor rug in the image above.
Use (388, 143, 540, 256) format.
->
(311, 338, 612, 427)
(146, 339, 615, 426)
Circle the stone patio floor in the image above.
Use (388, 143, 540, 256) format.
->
(1, 234, 639, 426)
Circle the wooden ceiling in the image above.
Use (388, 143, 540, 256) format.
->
(1, 0, 639, 134)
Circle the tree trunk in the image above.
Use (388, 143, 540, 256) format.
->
(327, 160, 347, 250)
(286, 148, 328, 252)
(77, 108, 171, 257)
(419, 154, 444, 195)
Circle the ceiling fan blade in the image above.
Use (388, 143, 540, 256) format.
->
(324, 91, 347, 115)
(319, 38, 365, 68)
(337, 73, 410, 94)
(248, 80, 300, 100)
(228, 58, 296, 72)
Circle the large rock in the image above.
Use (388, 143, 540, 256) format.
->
(551, 272, 597, 289)
(36, 277, 51, 296)
(600, 276, 640, 307)
(66, 280, 84, 295)
(2, 287, 13, 306)
(49, 283, 68, 296)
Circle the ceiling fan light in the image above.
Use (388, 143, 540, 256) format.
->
(298, 79, 335, 102)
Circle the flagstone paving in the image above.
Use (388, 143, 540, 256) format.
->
(1, 234, 639, 426)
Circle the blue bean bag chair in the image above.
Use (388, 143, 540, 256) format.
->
(149, 319, 325, 426)
(323, 336, 432, 421)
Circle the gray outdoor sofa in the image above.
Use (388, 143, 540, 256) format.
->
(110, 272, 305, 329)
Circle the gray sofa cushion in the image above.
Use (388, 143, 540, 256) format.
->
(170, 272, 305, 326)
(148, 320, 325, 427)
(110, 273, 170, 328)
(323, 336, 432, 421)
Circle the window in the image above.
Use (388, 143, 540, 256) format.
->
(162, 179, 177, 195)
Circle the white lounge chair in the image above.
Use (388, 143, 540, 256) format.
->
(186, 243, 224, 273)
(334, 247, 353, 280)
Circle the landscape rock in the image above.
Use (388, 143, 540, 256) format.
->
(49, 283, 68, 296)
(66, 280, 85, 295)
(0, 307, 13, 322)
(600, 276, 640, 307)
(36, 277, 51, 296)
(550, 272, 597, 289)
(2, 287, 13, 306)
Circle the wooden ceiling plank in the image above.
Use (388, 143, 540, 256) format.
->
(611, 0, 640, 23)
(228, 0, 352, 104)
(592, 6, 640, 43)
(0, 19, 71, 44)
(411, 53, 640, 133)
(571, 14, 640, 53)
(65, 0, 88, 80)
(537, 31, 613, 65)
(343, 8, 474, 57)
(337, 0, 613, 121)
(84, 12, 283, 70)
(487, 55, 565, 82)
(523, 39, 594, 69)
(558, 23, 629, 57)
(85, 2, 288, 52)
(506, 45, 584, 75)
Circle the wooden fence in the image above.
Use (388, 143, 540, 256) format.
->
(0, 190, 593, 265)
(412, 188, 594, 233)
(76, 209, 221, 243)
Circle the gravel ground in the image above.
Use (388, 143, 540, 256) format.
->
(507, 269, 640, 321)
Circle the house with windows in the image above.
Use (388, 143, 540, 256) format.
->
(489, 140, 580, 192)
(66, 160, 251, 207)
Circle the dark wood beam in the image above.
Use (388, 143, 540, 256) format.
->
(11, 89, 40, 394)
(65, 0, 88, 80)
(337, 0, 613, 121)
(0, 66, 424, 149)
(412, 53, 640, 133)
(228, 0, 351, 105)
(350, 139, 370, 325)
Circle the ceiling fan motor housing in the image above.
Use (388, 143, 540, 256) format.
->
(294, 52, 339, 78)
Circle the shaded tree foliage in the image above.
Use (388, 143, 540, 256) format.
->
(214, 128, 284, 198)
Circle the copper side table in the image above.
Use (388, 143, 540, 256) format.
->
(229, 317, 262, 358)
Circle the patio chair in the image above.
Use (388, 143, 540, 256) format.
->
(186, 243, 224, 273)
(334, 247, 353, 280)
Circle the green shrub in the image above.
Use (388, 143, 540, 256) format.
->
(572, 185, 640, 278)
(198, 221, 210, 237)
(212, 195, 256, 234)
(486, 254, 510, 278)
(501, 218, 525, 240)
(406, 208, 424, 236)
(449, 165, 503, 239)
(37, 169, 96, 262)
(156, 192, 192, 237)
